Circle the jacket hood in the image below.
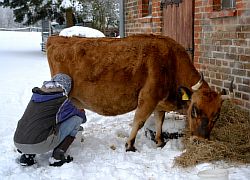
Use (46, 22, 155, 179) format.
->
(42, 73, 72, 95)
(31, 87, 64, 103)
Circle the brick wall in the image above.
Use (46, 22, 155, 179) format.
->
(124, 0, 162, 36)
(194, 0, 250, 110)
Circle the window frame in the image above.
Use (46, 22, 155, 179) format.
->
(213, 0, 236, 11)
(141, 0, 152, 17)
(209, 0, 237, 19)
(221, 0, 236, 10)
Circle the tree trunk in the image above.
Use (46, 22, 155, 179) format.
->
(65, 8, 74, 28)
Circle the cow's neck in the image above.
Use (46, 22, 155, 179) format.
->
(175, 55, 210, 91)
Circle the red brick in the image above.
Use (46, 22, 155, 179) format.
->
(237, 9, 245, 16)
(236, 1, 245, 9)
(243, 63, 250, 69)
(245, 48, 250, 54)
(242, 25, 250, 32)
(205, 6, 212, 12)
(194, 19, 201, 26)
(232, 69, 247, 76)
(195, 13, 202, 19)
(222, 60, 229, 66)
(211, 79, 223, 86)
(216, 73, 222, 79)
(240, 55, 250, 62)
(221, 39, 232, 45)
(194, 38, 201, 44)
(194, 32, 200, 38)
(243, 78, 250, 86)
(213, 52, 224, 59)
(238, 85, 250, 93)
(236, 77, 243, 84)
(195, 7, 201, 13)
(225, 53, 238, 60)
(195, 1, 202, 7)
(194, 26, 202, 32)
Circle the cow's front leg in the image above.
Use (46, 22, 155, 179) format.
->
(125, 112, 149, 152)
(126, 88, 158, 151)
(154, 110, 166, 148)
(125, 122, 139, 152)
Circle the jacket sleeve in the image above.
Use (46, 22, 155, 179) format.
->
(56, 99, 87, 124)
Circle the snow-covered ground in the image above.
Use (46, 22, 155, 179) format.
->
(0, 31, 249, 180)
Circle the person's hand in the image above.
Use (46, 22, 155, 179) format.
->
(79, 109, 85, 112)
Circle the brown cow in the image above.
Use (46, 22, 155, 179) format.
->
(47, 34, 232, 151)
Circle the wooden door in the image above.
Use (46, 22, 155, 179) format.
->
(162, 0, 194, 60)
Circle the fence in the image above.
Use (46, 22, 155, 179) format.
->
(0, 27, 42, 32)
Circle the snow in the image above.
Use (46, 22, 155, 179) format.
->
(0, 30, 249, 180)
(60, 0, 73, 9)
(59, 26, 105, 37)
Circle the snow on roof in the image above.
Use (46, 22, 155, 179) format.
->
(51, 21, 59, 25)
(59, 26, 105, 38)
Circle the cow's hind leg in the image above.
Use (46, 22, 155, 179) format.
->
(125, 91, 158, 152)
(154, 110, 166, 148)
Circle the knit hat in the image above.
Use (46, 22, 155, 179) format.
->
(42, 73, 72, 95)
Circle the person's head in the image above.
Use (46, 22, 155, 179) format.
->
(42, 73, 72, 95)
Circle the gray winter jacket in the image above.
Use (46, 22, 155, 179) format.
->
(14, 87, 86, 154)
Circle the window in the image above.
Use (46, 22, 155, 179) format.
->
(148, 0, 152, 16)
(142, 0, 152, 17)
(210, 0, 237, 18)
(221, 0, 236, 10)
(213, 0, 236, 11)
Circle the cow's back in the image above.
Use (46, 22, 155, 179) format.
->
(47, 35, 179, 115)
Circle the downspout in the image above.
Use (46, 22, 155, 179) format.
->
(119, 0, 125, 38)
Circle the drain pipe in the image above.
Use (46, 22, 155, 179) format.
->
(119, 0, 125, 38)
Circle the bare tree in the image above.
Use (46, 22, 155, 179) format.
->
(0, 7, 24, 28)
(78, 0, 119, 32)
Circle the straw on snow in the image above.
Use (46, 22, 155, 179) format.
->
(174, 100, 250, 167)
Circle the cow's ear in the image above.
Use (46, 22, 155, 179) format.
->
(178, 86, 192, 101)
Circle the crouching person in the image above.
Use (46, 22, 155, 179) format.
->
(14, 73, 87, 167)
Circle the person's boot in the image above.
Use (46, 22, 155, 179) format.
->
(19, 154, 36, 166)
(49, 136, 74, 166)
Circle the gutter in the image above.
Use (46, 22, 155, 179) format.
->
(119, 0, 125, 38)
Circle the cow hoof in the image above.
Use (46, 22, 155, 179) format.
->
(125, 143, 137, 152)
(156, 141, 166, 148)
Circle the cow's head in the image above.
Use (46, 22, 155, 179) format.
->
(184, 73, 234, 139)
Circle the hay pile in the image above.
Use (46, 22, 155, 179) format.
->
(174, 100, 250, 167)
